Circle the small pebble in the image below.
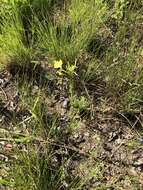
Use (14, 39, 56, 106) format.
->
(0, 116, 5, 123)
(134, 157, 143, 166)
(0, 79, 4, 85)
(138, 137, 143, 144)
(4, 144, 13, 152)
(84, 132, 90, 138)
(62, 98, 69, 109)
(0, 154, 8, 162)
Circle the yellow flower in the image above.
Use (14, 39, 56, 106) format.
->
(54, 59, 63, 69)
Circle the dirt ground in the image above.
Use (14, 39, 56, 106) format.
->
(1, 66, 143, 190)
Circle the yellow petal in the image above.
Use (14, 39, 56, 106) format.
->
(54, 60, 63, 69)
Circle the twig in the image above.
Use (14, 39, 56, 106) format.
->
(0, 86, 8, 100)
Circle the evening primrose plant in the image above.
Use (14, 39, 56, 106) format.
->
(53, 59, 77, 77)
(70, 96, 89, 113)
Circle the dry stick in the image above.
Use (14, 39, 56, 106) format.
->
(118, 112, 140, 136)
(0, 86, 11, 110)
(0, 135, 101, 162)
(0, 138, 14, 142)
(0, 86, 8, 100)
(16, 116, 32, 126)
(110, 141, 125, 158)
(81, 80, 90, 99)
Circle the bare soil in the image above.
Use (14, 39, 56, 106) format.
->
(1, 66, 143, 190)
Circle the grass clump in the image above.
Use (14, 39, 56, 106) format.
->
(0, 1, 35, 66)
(9, 145, 66, 190)
(35, 0, 109, 61)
